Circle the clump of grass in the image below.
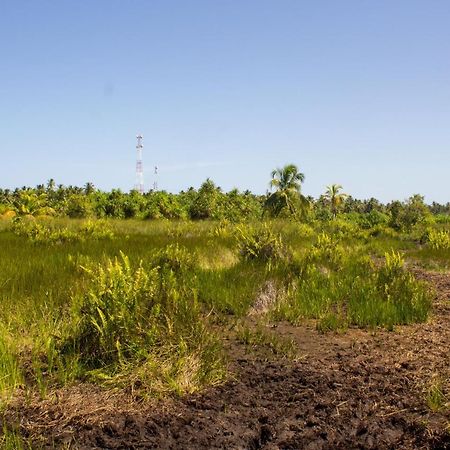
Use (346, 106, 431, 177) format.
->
(237, 324, 297, 359)
(303, 232, 344, 270)
(423, 228, 450, 250)
(197, 262, 268, 316)
(11, 218, 114, 245)
(79, 219, 114, 240)
(236, 223, 289, 265)
(210, 219, 232, 238)
(58, 248, 224, 395)
(426, 379, 449, 412)
(0, 426, 31, 450)
(0, 329, 23, 401)
(272, 250, 431, 330)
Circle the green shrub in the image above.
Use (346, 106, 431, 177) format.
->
(11, 219, 78, 244)
(11, 218, 113, 244)
(60, 247, 223, 394)
(423, 229, 450, 250)
(67, 253, 160, 367)
(80, 219, 114, 240)
(304, 232, 344, 270)
(236, 223, 288, 263)
(153, 243, 197, 275)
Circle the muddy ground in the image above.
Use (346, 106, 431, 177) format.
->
(3, 269, 450, 449)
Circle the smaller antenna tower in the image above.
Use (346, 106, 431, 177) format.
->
(153, 166, 158, 191)
(135, 134, 144, 194)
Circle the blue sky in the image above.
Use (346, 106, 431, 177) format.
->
(1, 1, 449, 202)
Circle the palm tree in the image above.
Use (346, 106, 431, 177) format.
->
(84, 182, 96, 195)
(46, 178, 56, 192)
(265, 164, 309, 218)
(324, 184, 348, 217)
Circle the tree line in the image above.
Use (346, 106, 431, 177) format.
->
(0, 165, 449, 228)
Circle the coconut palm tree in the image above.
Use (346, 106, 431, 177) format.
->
(265, 164, 309, 218)
(270, 164, 305, 192)
(324, 184, 348, 217)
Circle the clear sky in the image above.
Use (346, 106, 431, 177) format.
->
(1, 1, 449, 202)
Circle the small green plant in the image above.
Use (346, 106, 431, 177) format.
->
(236, 223, 288, 264)
(304, 232, 344, 270)
(237, 324, 297, 359)
(210, 219, 232, 238)
(80, 219, 114, 239)
(377, 250, 405, 285)
(316, 312, 348, 333)
(0, 426, 30, 450)
(426, 229, 450, 250)
(153, 243, 197, 275)
(0, 330, 23, 400)
(426, 379, 448, 412)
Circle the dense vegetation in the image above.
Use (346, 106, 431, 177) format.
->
(1, 165, 449, 228)
(0, 166, 449, 447)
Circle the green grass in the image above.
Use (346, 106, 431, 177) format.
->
(426, 379, 449, 412)
(236, 323, 298, 359)
(0, 217, 442, 405)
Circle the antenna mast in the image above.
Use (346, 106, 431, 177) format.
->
(153, 166, 158, 191)
(135, 134, 144, 194)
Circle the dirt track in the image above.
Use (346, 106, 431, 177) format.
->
(4, 270, 450, 449)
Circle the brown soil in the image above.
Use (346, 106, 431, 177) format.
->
(3, 269, 450, 449)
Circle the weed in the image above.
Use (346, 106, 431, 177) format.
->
(236, 223, 288, 264)
(237, 324, 297, 359)
(426, 229, 450, 250)
(426, 379, 449, 412)
(272, 249, 431, 329)
(57, 249, 224, 394)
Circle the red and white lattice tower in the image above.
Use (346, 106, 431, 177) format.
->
(135, 134, 144, 194)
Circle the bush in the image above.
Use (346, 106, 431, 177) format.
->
(61, 249, 223, 394)
(67, 253, 159, 366)
(11, 219, 79, 244)
(422, 228, 450, 250)
(236, 223, 288, 264)
(388, 195, 432, 231)
(11, 218, 114, 244)
(65, 194, 94, 218)
(80, 219, 114, 240)
(153, 243, 197, 279)
(304, 232, 344, 270)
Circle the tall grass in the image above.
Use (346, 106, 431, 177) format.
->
(272, 245, 431, 331)
(0, 217, 439, 402)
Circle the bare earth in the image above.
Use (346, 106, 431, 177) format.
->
(3, 269, 450, 449)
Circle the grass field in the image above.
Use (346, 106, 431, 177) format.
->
(0, 217, 448, 448)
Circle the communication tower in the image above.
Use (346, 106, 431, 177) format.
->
(153, 166, 158, 191)
(135, 134, 144, 194)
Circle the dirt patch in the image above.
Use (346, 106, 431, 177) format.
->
(248, 281, 280, 316)
(2, 269, 449, 449)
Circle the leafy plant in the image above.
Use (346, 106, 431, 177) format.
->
(66, 253, 160, 367)
(424, 229, 450, 250)
(236, 223, 288, 264)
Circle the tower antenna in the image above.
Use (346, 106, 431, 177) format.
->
(153, 165, 158, 191)
(135, 134, 144, 194)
